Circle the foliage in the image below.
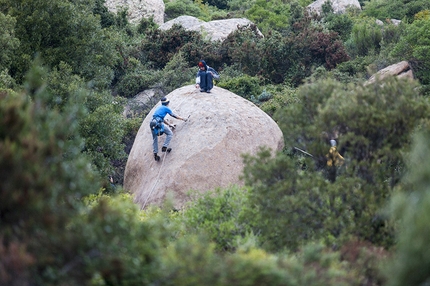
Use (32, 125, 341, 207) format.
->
(164, 0, 202, 21)
(241, 77, 429, 251)
(0, 12, 19, 73)
(217, 74, 262, 100)
(116, 69, 160, 98)
(362, 0, 430, 23)
(289, 14, 350, 84)
(259, 85, 298, 117)
(203, 0, 229, 10)
(385, 129, 430, 286)
(345, 16, 382, 58)
(226, 0, 255, 12)
(137, 16, 159, 34)
(323, 12, 354, 42)
(179, 187, 252, 252)
(245, 0, 291, 34)
(159, 51, 196, 94)
(140, 25, 207, 69)
(391, 17, 430, 85)
(335, 55, 375, 78)
(220, 24, 265, 76)
(0, 63, 99, 284)
(79, 103, 126, 178)
(2, 0, 119, 88)
(44, 61, 127, 180)
(92, 0, 116, 28)
(278, 77, 429, 184)
(2, 0, 430, 283)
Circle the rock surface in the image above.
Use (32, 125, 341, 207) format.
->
(124, 85, 284, 209)
(366, 61, 414, 84)
(123, 88, 164, 118)
(159, 16, 263, 41)
(307, 0, 361, 15)
(104, 0, 165, 25)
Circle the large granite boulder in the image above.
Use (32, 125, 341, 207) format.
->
(366, 61, 414, 85)
(124, 85, 284, 209)
(307, 0, 361, 15)
(159, 16, 263, 41)
(104, 0, 165, 25)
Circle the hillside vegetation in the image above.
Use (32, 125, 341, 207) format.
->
(1, 0, 430, 285)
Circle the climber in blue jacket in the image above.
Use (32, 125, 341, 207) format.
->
(195, 59, 220, 93)
(149, 97, 187, 161)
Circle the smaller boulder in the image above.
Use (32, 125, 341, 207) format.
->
(366, 61, 414, 85)
(159, 16, 263, 41)
(104, 0, 165, 25)
(307, 0, 361, 15)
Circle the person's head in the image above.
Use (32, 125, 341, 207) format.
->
(198, 60, 207, 70)
(161, 97, 170, 105)
(330, 139, 337, 147)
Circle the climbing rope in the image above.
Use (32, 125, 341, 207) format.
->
(141, 150, 168, 210)
(140, 96, 192, 210)
(141, 89, 197, 210)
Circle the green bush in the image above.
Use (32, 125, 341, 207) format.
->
(79, 103, 126, 177)
(217, 75, 262, 100)
(391, 18, 430, 84)
(140, 25, 206, 69)
(245, 0, 291, 34)
(159, 51, 196, 94)
(164, 0, 202, 21)
(259, 85, 298, 117)
(324, 13, 354, 41)
(5, 0, 119, 87)
(362, 0, 430, 22)
(0, 12, 20, 73)
(385, 130, 430, 286)
(242, 77, 429, 252)
(116, 69, 160, 98)
(180, 186, 252, 252)
(345, 17, 383, 58)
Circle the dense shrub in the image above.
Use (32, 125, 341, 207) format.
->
(391, 17, 430, 84)
(386, 129, 430, 286)
(0, 12, 19, 73)
(140, 25, 209, 69)
(362, 0, 430, 23)
(245, 0, 291, 34)
(4, 0, 119, 88)
(324, 13, 354, 41)
(217, 75, 262, 100)
(116, 69, 160, 98)
(179, 186, 252, 252)
(159, 51, 196, 94)
(164, 0, 202, 21)
(241, 77, 429, 252)
(345, 17, 383, 58)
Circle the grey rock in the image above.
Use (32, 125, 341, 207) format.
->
(104, 0, 165, 25)
(124, 85, 284, 209)
(159, 16, 263, 41)
(366, 61, 414, 85)
(123, 88, 164, 118)
(307, 0, 361, 15)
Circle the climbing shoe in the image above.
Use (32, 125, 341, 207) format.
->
(206, 89, 211, 93)
(162, 146, 172, 153)
(154, 153, 160, 161)
(200, 88, 205, 92)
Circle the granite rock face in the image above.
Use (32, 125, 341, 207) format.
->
(159, 16, 263, 41)
(307, 0, 361, 15)
(104, 0, 165, 25)
(124, 85, 284, 209)
(366, 61, 414, 85)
